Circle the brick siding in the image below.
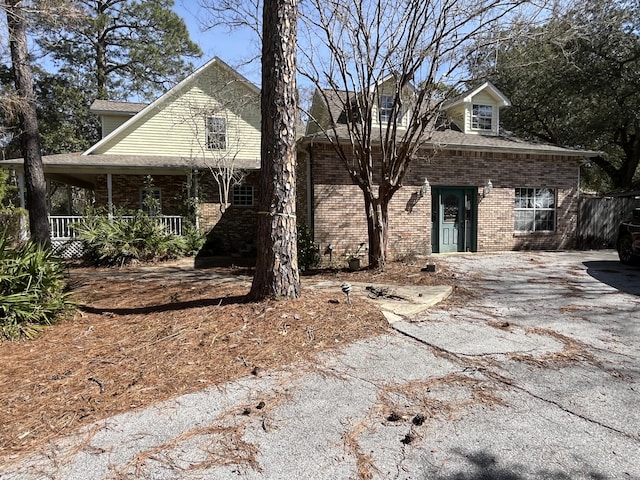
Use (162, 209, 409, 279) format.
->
(93, 172, 260, 255)
(307, 143, 580, 262)
(94, 174, 191, 215)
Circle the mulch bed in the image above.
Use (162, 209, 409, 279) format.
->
(0, 259, 455, 462)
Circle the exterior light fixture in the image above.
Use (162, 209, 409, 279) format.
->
(419, 178, 429, 198)
(483, 179, 493, 198)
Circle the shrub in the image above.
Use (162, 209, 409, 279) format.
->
(181, 221, 206, 256)
(72, 208, 189, 266)
(0, 236, 74, 339)
(297, 224, 321, 271)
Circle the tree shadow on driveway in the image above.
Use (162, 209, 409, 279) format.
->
(583, 260, 640, 296)
(423, 449, 610, 480)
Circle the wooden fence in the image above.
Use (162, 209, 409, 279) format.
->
(578, 195, 640, 248)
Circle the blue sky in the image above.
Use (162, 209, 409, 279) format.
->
(172, 1, 262, 85)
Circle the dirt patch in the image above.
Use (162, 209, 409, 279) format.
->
(0, 259, 454, 462)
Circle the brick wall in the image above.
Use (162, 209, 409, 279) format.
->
(94, 174, 191, 216)
(309, 143, 580, 260)
(197, 171, 259, 255)
(93, 172, 260, 256)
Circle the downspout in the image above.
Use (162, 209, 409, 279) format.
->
(577, 157, 584, 249)
(307, 143, 313, 233)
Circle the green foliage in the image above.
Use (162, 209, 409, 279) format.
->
(35, 70, 100, 155)
(181, 221, 206, 256)
(297, 224, 321, 271)
(72, 208, 191, 266)
(470, 0, 640, 190)
(0, 170, 18, 208)
(36, 0, 202, 101)
(0, 236, 74, 339)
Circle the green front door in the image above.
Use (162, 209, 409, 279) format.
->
(432, 187, 477, 253)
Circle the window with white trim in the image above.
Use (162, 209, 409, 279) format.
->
(206, 116, 226, 150)
(232, 184, 254, 206)
(140, 187, 161, 215)
(514, 188, 556, 232)
(379, 94, 394, 123)
(472, 104, 493, 130)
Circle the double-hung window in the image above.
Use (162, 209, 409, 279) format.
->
(379, 94, 394, 123)
(472, 104, 493, 131)
(232, 184, 254, 207)
(514, 188, 556, 232)
(206, 116, 227, 150)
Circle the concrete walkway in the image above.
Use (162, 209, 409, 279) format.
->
(3, 250, 639, 480)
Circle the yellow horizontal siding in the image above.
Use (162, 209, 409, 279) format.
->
(464, 91, 499, 136)
(94, 64, 261, 162)
(102, 115, 130, 137)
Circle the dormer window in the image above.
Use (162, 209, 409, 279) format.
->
(472, 104, 493, 131)
(379, 94, 394, 123)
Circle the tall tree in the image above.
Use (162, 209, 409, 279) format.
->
(4, 0, 50, 245)
(249, 0, 300, 300)
(37, 0, 202, 101)
(1, 65, 99, 158)
(470, 0, 640, 191)
(299, 0, 540, 269)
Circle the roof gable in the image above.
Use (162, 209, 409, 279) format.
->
(84, 57, 260, 156)
(444, 81, 511, 109)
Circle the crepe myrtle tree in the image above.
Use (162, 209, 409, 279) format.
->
(298, 0, 546, 269)
(172, 79, 256, 214)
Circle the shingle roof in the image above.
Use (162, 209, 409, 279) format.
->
(305, 89, 599, 157)
(90, 100, 148, 115)
(303, 125, 599, 157)
(0, 152, 260, 171)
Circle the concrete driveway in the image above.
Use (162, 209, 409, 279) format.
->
(3, 250, 639, 479)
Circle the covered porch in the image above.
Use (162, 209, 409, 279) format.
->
(2, 152, 203, 256)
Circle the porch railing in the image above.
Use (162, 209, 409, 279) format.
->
(49, 215, 184, 240)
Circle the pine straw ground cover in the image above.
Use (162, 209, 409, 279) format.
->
(0, 258, 455, 463)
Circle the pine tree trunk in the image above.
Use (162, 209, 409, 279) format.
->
(95, 0, 109, 100)
(6, 0, 50, 246)
(249, 0, 300, 300)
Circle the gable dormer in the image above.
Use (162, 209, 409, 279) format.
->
(372, 76, 413, 129)
(443, 82, 511, 136)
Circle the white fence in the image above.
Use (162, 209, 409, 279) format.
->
(49, 215, 184, 240)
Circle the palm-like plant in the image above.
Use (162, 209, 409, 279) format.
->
(0, 236, 74, 339)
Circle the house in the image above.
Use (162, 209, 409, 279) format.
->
(298, 80, 599, 261)
(0, 57, 263, 258)
(1, 59, 598, 264)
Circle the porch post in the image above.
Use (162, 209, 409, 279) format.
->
(17, 171, 25, 209)
(107, 173, 113, 220)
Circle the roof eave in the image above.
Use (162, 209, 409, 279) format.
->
(299, 134, 600, 158)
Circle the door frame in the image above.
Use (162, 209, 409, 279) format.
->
(431, 186, 478, 253)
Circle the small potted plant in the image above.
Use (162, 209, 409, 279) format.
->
(347, 242, 365, 271)
(348, 256, 361, 271)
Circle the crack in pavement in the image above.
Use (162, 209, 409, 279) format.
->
(391, 323, 640, 444)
